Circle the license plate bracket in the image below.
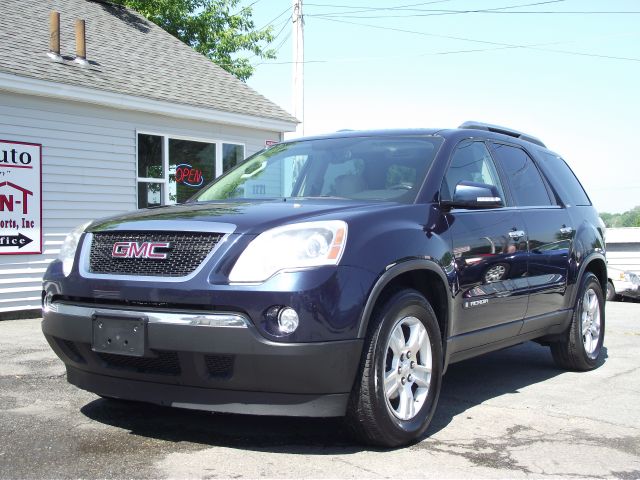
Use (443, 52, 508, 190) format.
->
(92, 314, 146, 357)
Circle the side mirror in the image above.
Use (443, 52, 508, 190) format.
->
(441, 181, 504, 209)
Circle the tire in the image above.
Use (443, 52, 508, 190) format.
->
(346, 289, 443, 447)
(606, 280, 616, 302)
(550, 272, 605, 371)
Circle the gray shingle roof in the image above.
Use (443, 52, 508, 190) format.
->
(0, 0, 296, 124)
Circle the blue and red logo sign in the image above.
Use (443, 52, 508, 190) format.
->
(175, 164, 204, 187)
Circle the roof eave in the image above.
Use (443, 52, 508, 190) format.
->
(0, 71, 298, 132)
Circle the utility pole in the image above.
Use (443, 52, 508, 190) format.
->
(292, 0, 304, 136)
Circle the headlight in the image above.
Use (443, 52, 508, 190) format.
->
(229, 220, 348, 283)
(58, 221, 91, 276)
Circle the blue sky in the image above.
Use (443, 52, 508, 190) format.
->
(244, 0, 639, 213)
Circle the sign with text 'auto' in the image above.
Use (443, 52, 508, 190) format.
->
(0, 140, 42, 255)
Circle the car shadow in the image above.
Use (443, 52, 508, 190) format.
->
(428, 342, 607, 436)
(80, 342, 608, 453)
(81, 397, 359, 454)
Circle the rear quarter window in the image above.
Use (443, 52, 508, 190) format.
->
(538, 152, 591, 206)
(490, 143, 552, 207)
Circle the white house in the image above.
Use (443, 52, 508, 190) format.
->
(0, 0, 297, 315)
(607, 227, 640, 274)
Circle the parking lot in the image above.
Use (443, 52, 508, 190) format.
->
(1, 302, 639, 479)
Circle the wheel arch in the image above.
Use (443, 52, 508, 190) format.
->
(572, 253, 607, 306)
(357, 259, 452, 348)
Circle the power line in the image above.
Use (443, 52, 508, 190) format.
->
(254, 41, 640, 65)
(313, 16, 640, 62)
(306, 0, 640, 19)
(245, 14, 291, 61)
(311, 15, 552, 48)
(231, 0, 264, 16)
(272, 29, 293, 54)
(253, 16, 640, 65)
(311, 10, 640, 19)
(307, 0, 569, 18)
(304, 0, 456, 13)
(306, 0, 455, 8)
(318, 18, 640, 62)
(271, 15, 293, 42)
(466, 10, 640, 14)
(257, 5, 292, 31)
(530, 47, 640, 62)
(251, 42, 530, 65)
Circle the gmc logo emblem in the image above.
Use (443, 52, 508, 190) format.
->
(112, 242, 171, 260)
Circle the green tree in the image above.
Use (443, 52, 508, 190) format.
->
(620, 206, 640, 227)
(599, 206, 640, 227)
(599, 212, 616, 227)
(111, 0, 276, 81)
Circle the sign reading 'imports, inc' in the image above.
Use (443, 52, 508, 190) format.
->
(0, 140, 42, 255)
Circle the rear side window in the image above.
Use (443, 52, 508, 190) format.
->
(538, 152, 591, 206)
(490, 143, 552, 207)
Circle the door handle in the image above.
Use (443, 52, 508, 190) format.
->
(508, 230, 526, 240)
(559, 226, 574, 235)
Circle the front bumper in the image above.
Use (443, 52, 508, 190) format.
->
(42, 302, 363, 417)
(612, 280, 640, 299)
(44, 259, 376, 343)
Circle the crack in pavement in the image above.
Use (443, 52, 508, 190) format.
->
(413, 423, 640, 476)
(604, 366, 640, 381)
(333, 456, 389, 478)
(415, 425, 537, 475)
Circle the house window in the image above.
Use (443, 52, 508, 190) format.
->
(168, 138, 216, 204)
(223, 143, 244, 172)
(136, 133, 244, 208)
(137, 134, 164, 208)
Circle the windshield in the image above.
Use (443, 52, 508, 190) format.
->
(193, 135, 442, 203)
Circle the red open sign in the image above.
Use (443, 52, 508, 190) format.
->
(175, 164, 204, 187)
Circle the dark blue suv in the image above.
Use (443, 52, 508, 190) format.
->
(42, 122, 607, 447)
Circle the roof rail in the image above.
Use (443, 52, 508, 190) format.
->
(458, 121, 546, 148)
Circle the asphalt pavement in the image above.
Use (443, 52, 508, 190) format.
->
(1, 302, 639, 479)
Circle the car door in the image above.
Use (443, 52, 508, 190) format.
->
(489, 142, 573, 327)
(442, 140, 529, 341)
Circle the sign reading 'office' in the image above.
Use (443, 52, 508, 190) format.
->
(0, 140, 42, 255)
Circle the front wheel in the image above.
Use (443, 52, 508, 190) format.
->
(550, 272, 605, 371)
(346, 289, 443, 447)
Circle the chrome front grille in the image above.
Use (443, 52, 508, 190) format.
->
(88, 231, 223, 277)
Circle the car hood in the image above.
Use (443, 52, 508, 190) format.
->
(87, 198, 391, 235)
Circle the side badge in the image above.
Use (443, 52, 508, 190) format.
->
(463, 298, 489, 309)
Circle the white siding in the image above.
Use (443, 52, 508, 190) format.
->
(606, 228, 640, 275)
(0, 92, 281, 312)
(607, 247, 640, 274)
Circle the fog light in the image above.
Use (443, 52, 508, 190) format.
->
(278, 307, 299, 334)
(43, 292, 54, 312)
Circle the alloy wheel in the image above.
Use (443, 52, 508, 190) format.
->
(581, 288, 601, 358)
(383, 316, 432, 420)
